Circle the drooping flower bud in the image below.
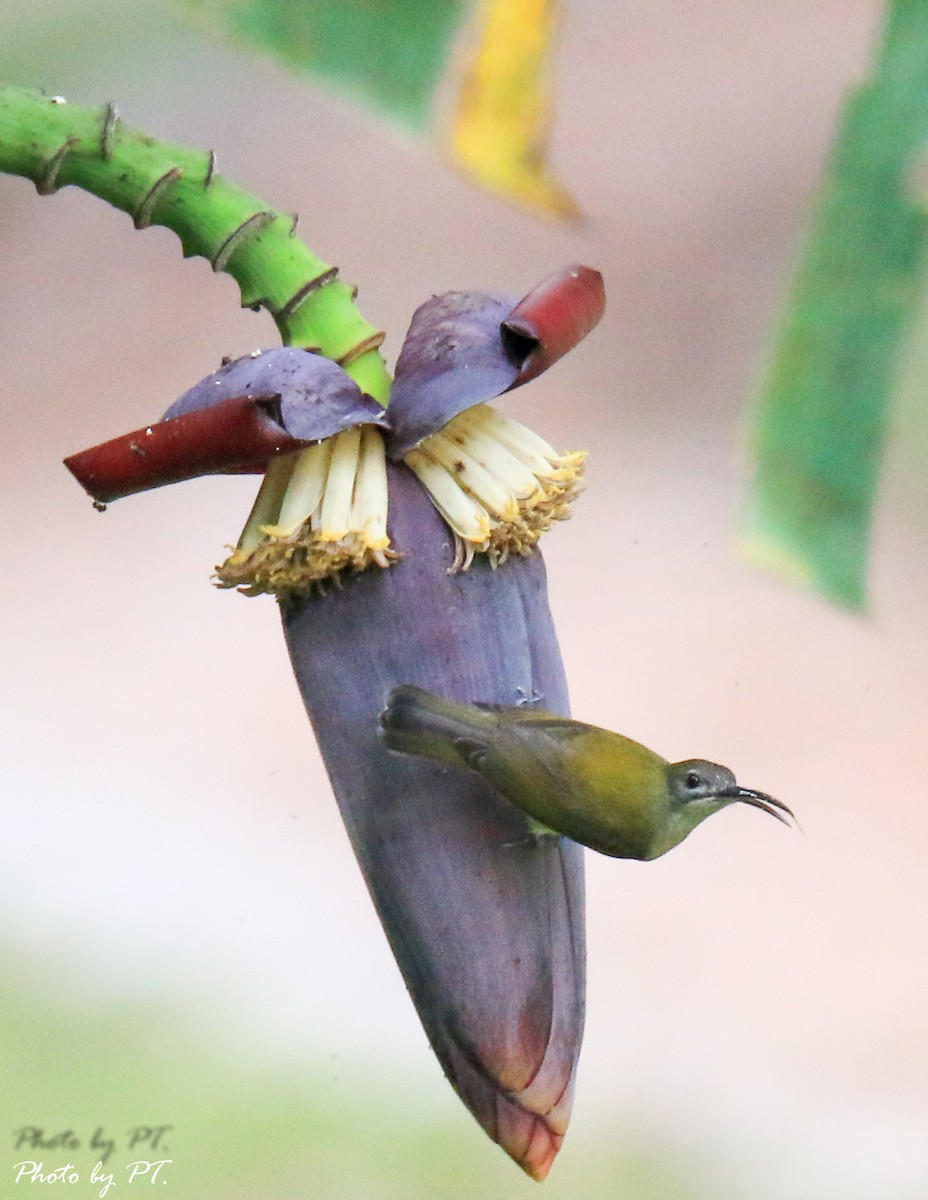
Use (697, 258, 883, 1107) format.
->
(64, 265, 605, 1180)
(283, 464, 586, 1178)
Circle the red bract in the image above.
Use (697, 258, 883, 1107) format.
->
(386, 265, 605, 456)
(65, 396, 300, 503)
(65, 347, 387, 504)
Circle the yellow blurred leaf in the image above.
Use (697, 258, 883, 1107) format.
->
(449, 0, 578, 218)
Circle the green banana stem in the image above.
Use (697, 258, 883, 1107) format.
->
(0, 85, 391, 402)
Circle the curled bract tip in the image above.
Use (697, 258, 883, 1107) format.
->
(64, 347, 387, 504)
(502, 264, 606, 390)
(64, 394, 302, 505)
(385, 264, 605, 459)
(381, 265, 601, 577)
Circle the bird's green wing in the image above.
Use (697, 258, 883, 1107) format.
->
(503, 714, 601, 740)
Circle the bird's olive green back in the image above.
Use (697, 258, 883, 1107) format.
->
(494, 716, 672, 859)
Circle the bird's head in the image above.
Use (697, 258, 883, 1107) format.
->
(647, 759, 794, 858)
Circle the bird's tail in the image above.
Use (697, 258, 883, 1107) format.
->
(379, 685, 491, 767)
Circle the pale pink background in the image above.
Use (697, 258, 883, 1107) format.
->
(2, 1, 926, 1196)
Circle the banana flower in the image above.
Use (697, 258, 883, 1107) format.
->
(66, 265, 604, 1180)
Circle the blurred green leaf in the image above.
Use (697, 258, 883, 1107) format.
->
(181, 0, 576, 216)
(182, 0, 469, 127)
(743, 0, 928, 609)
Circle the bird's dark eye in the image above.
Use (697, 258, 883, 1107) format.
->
(685, 772, 702, 790)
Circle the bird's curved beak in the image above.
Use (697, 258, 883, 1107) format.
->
(728, 786, 795, 826)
